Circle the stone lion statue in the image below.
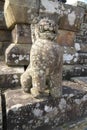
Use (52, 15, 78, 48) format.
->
(21, 18, 63, 98)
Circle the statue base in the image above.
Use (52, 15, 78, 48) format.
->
(5, 81, 87, 130)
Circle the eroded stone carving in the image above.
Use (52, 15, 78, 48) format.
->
(21, 18, 63, 98)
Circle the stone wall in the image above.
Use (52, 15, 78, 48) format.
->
(3, 0, 85, 69)
(63, 1, 87, 79)
(0, 0, 11, 57)
(0, 0, 86, 80)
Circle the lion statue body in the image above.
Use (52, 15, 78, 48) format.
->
(21, 18, 63, 98)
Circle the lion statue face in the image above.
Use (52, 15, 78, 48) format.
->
(35, 18, 58, 41)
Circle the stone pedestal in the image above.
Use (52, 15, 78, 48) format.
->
(5, 82, 87, 130)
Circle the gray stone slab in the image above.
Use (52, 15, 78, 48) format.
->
(12, 24, 32, 44)
(0, 42, 10, 56)
(36, 117, 87, 130)
(77, 53, 87, 64)
(0, 61, 24, 90)
(63, 46, 78, 65)
(4, 0, 40, 28)
(5, 43, 31, 66)
(63, 65, 87, 80)
(40, 1, 84, 31)
(63, 46, 87, 65)
(71, 77, 87, 86)
(5, 82, 87, 130)
(0, 1, 7, 30)
(75, 23, 87, 45)
(0, 30, 11, 42)
(0, 92, 2, 130)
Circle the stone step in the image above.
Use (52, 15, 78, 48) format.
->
(0, 61, 24, 90)
(71, 77, 87, 86)
(77, 52, 87, 64)
(4, 81, 87, 130)
(63, 65, 87, 80)
(0, 92, 2, 130)
(36, 116, 87, 130)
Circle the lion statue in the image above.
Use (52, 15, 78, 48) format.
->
(21, 18, 63, 98)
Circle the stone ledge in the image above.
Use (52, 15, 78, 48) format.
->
(5, 43, 31, 66)
(5, 81, 87, 130)
(63, 65, 87, 79)
(0, 61, 24, 90)
(0, 92, 2, 130)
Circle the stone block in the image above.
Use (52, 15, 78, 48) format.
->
(58, 4, 84, 31)
(75, 23, 87, 44)
(40, 1, 84, 31)
(0, 42, 10, 55)
(77, 1, 86, 9)
(77, 53, 87, 64)
(5, 43, 31, 66)
(0, 1, 7, 29)
(0, 92, 2, 130)
(12, 24, 32, 44)
(5, 82, 87, 130)
(74, 43, 87, 53)
(63, 65, 87, 80)
(71, 77, 87, 86)
(4, 0, 40, 28)
(63, 46, 79, 65)
(0, 62, 24, 90)
(57, 30, 75, 46)
(0, 30, 11, 42)
(39, 0, 61, 23)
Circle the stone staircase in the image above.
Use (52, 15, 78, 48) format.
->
(0, 0, 87, 130)
(0, 1, 25, 92)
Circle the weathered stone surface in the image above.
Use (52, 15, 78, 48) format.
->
(71, 77, 87, 87)
(75, 23, 87, 44)
(21, 18, 63, 98)
(77, 1, 86, 9)
(5, 43, 31, 66)
(0, 1, 7, 29)
(0, 61, 24, 89)
(74, 43, 87, 53)
(39, 1, 84, 31)
(63, 65, 87, 80)
(77, 53, 87, 64)
(0, 30, 11, 42)
(63, 46, 87, 65)
(12, 24, 32, 44)
(36, 117, 87, 130)
(57, 30, 75, 46)
(0, 92, 2, 130)
(39, 0, 60, 23)
(4, 0, 40, 28)
(0, 42, 10, 55)
(63, 46, 79, 65)
(58, 4, 84, 31)
(5, 81, 87, 130)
